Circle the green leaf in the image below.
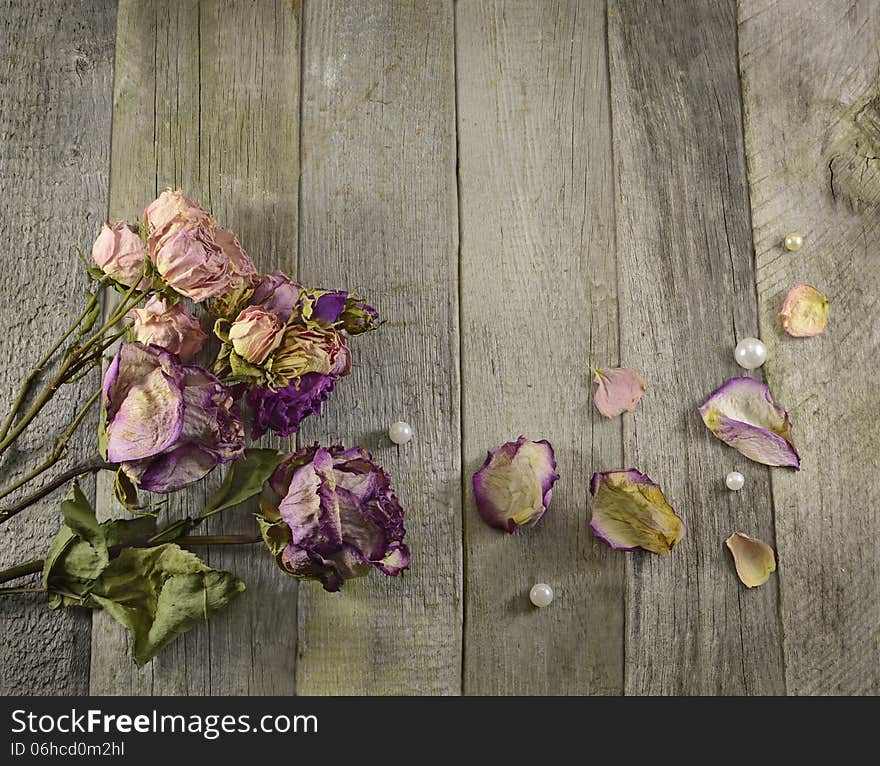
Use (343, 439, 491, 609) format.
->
(88, 544, 245, 666)
(60, 482, 108, 568)
(227, 350, 264, 382)
(202, 448, 283, 517)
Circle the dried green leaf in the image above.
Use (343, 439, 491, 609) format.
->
(203, 448, 284, 516)
(88, 544, 245, 666)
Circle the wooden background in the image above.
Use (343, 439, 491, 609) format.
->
(0, 0, 877, 695)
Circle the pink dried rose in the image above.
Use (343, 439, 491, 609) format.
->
(228, 305, 285, 365)
(699, 377, 800, 469)
(143, 189, 259, 304)
(780, 284, 829, 337)
(593, 368, 646, 417)
(129, 296, 207, 362)
(472, 437, 559, 533)
(589, 469, 684, 554)
(725, 532, 776, 588)
(91, 222, 150, 289)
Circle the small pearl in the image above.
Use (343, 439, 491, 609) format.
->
(783, 232, 804, 252)
(725, 471, 745, 491)
(388, 420, 414, 445)
(529, 583, 554, 608)
(734, 337, 767, 370)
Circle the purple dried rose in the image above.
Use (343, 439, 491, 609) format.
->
(699, 377, 800, 469)
(247, 372, 337, 439)
(250, 271, 301, 323)
(258, 445, 409, 592)
(472, 437, 559, 532)
(102, 342, 244, 492)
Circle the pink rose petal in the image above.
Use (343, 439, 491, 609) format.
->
(593, 368, 646, 417)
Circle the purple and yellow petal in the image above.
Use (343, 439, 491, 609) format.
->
(698, 377, 800, 469)
(780, 284, 829, 337)
(593, 368, 646, 418)
(589, 469, 683, 555)
(472, 437, 559, 533)
(725, 531, 776, 587)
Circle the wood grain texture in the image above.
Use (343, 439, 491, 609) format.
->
(89, 0, 301, 695)
(608, 0, 785, 694)
(0, 0, 115, 695)
(295, 0, 462, 695)
(739, 0, 880, 695)
(457, 0, 624, 695)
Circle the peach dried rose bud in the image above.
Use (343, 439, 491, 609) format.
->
(593, 368, 646, 417)
(780, 284, 829, 337)
(725, 531, 776, 588)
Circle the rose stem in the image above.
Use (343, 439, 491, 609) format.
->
(0, 388, 104, 508)
(0, 535, 263, 589)
(0, 287, 142, 459)
(0, 290, 101, 443)
(0, 458, 114, 525)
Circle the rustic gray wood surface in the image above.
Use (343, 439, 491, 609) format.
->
(0, 0, 116, 695)
(0, 0, 876, 695)
(739, 0, 880, 695)
(295, 0, 462, 695)
(458, 0, 623, 695)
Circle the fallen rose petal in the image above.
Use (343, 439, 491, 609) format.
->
(698, 377, 800, 469)
(725, 531, 776, 587)
(589, 469, 684, 554)
(472, 437, 559, 533)
(780, 284, 829, 337)
(593, 368, 646, 417)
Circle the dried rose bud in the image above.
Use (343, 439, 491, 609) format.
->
(590, 469, 684, 554)
(699, 377, 800, 469)
(228, 305, 285, 365)
(91, 221, 150, 289)
(472, 437, 559, 532)
(271, 324, 351, 384)
(780, 284, 829, 337)
(129, 296, 207, 362)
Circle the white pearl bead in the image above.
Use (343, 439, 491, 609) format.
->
(734, 337, 767, 370)
(725, 471, 745, 491)
(783, 232, 804, 252)
(529, 583, 554, 608)
(388, 420, 414, 445)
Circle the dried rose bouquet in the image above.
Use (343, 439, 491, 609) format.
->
(0, 190, 409, 666)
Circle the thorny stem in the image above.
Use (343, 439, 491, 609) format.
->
(0, 286, 142, 460)
(0, 459, 114, 525)
(0, 535, 262, 590)
(0, 389, 103, 507)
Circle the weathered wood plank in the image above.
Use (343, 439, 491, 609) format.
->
(739, 0, 880, 695)
(295, 0, 462, 695)
(608, 0, 785, 694)
(89, 0, 300, 694)
(0, 0, 116, 695)
(457, 0, 623, 695)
